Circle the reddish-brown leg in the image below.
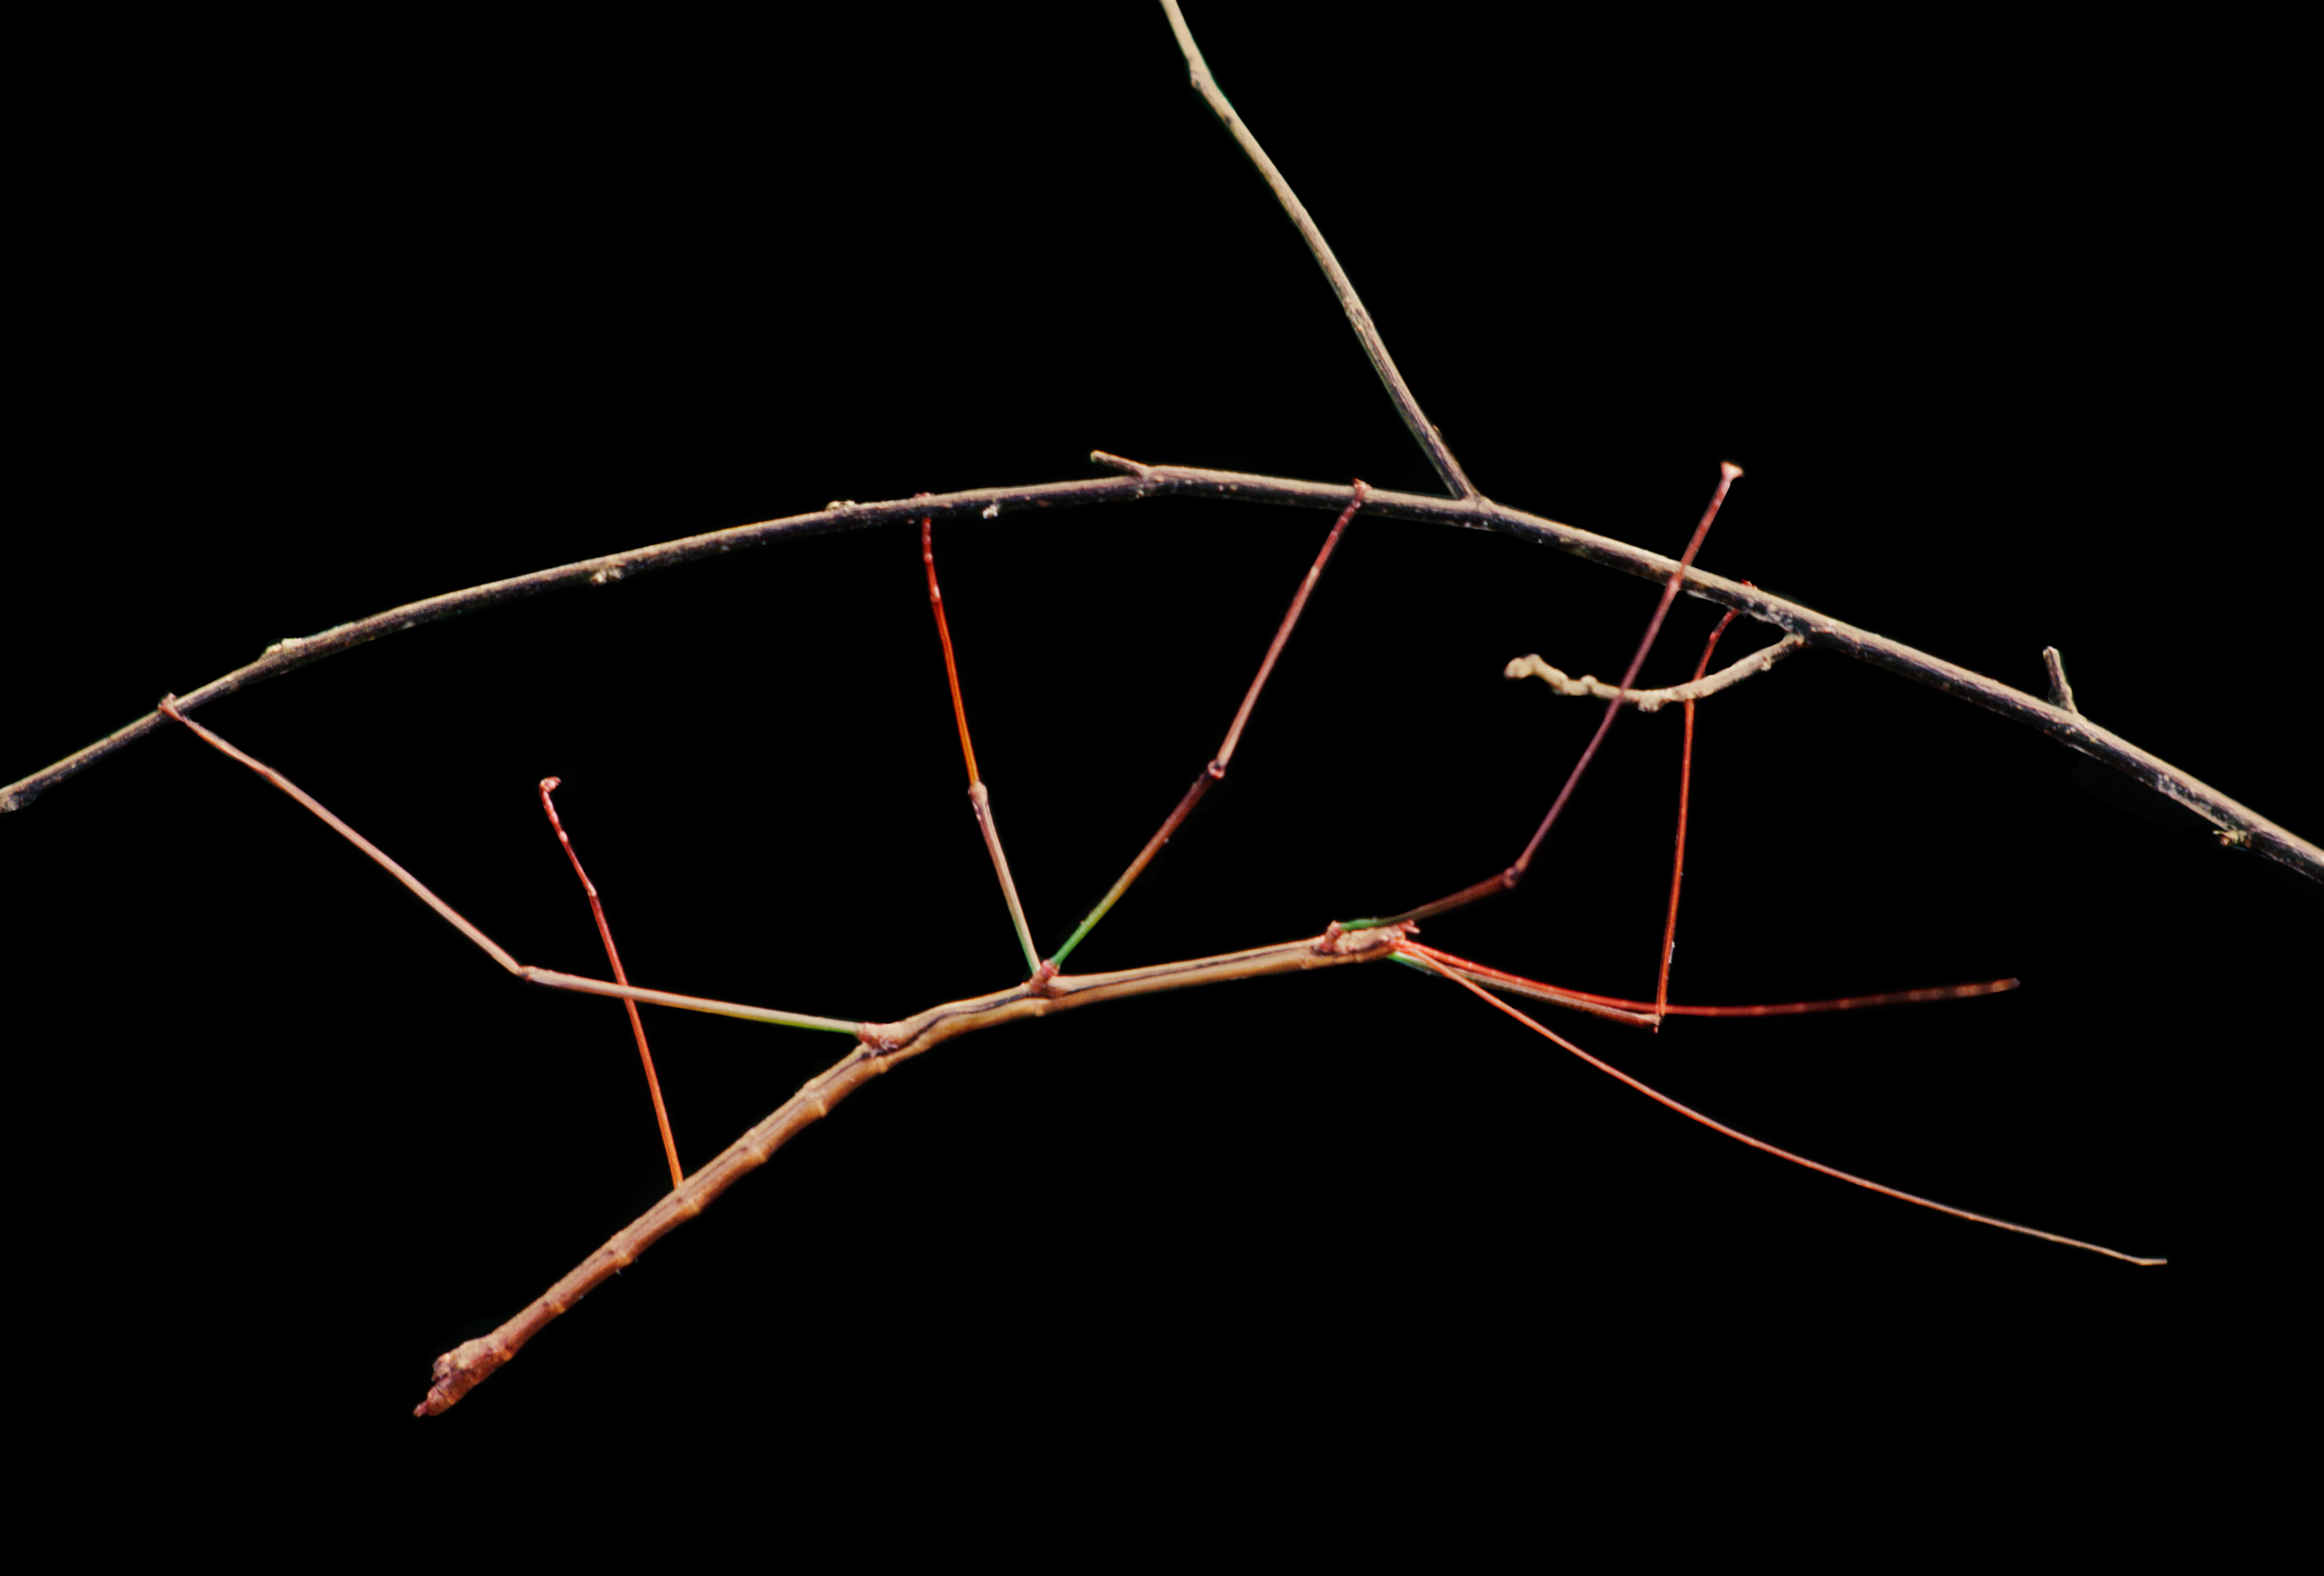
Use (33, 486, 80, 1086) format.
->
(922, 512, 1042, 976)
(1652, 601, 1744, 1025)
(919, 483, 1372, 977)
(540, 778, 684, 1188)
(1365, 463, 1744, 930)
(1045, 481, 1370, 969)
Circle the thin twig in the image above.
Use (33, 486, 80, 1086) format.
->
(1504, 635, 1805, 711)
(14, 459, 2319, 884)
(1157, 0, 1475, 499)
(2043, 645, 2079, 714)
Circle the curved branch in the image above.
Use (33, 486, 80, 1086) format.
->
(8, 456, 2317, 886)
(1158, 0, 1474, 499)
(0, 477, 1146, 812)
(1505, 635, 1807, 712)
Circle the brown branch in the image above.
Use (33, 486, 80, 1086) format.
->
(10, 458, 2319, 883)
(416, 919, 1415, 1414)
(1158, 0, 1474, 499)
(1503, 635, 1807, 711)
(0, 476, 1142, 813)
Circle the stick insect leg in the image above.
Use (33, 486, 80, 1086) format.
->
(921, 513, 1043, 976)
(1380, 580, 2018, 1024)
(1396, 937, 2018, 1023)
(1354, 463, 1743, 931)
(1651, 603, 1744, 1026)
(540, 777, 684, 1187)
(919, 484, 1371, 980)
(1636, 579, 2015, 1025)
(1045, 480, 1371, 970)
(154, 695, 863, 1037)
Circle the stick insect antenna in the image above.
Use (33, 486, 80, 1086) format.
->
(1393, 939, 2017, 1024)
(1352, 463, 1743, 931)
(1047, 481, 1370, 970)
(1399, 946, 2161, 1264)
(540, 778, 684, 1188)
(922, 513, 1043, 976)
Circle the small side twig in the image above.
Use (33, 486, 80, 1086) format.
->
(1505, 634, 1806, 712)
(2043, 645, 2079, 714)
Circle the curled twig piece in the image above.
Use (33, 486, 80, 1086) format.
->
(1505, 634, 1805, 712)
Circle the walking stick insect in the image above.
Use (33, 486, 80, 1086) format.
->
(9, 8, 2300, 1426)
(148, 468, 2172, 1413)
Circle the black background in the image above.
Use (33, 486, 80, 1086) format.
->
(6, 5, 2296, 1504)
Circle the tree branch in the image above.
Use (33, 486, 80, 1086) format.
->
(8, 457, 2317, 884)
